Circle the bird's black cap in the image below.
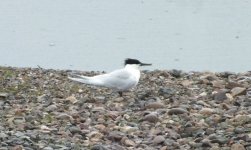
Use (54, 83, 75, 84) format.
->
(124, 58, 152, 66)
(125, 58, 141, 65)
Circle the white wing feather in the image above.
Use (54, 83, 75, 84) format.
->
(68, 68, 137, 91)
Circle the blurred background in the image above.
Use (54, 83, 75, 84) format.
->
(0, 0, 250, 72)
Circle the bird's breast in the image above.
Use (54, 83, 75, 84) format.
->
(129, 69, 140, 82)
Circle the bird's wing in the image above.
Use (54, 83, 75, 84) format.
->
(94, 69, 135, 90)
(108, 69, 131, 79)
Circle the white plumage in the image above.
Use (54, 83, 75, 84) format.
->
(68, 58, 151, 96)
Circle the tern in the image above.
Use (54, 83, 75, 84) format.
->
(68, 58, 151, 96)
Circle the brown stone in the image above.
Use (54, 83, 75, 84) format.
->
(231, 143, 245, 150)
(145, 102, 165, 109)
(226, 82, 243, 89)
(231, 87, 246, 97)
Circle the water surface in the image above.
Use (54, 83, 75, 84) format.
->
(0, 0, 251, 72)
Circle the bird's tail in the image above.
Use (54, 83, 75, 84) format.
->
(68, 74, 102, 86)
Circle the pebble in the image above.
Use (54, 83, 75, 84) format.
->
(110, 145, 126, 150)
(234, 126, 245, 134)
(213, 91, 227, 102)
(231, 143, 245, 150)
(197, 100, 210, 107)
(56, 113, 73, 120)
(169, 69, 183, 78)
(158, 87, 176, 98)
(201, 139, 211, 147)
(206, 128, 215, 135)
(0, 93, 8, 98)
(208, 134, 228, 145)
(145, 102, 165, 109)
(69, 126, 82, 134)
(153, 135, 165, 145)
(91, 145, 108, 150)
(0, 132, 8, 139)
(234, 114, 251, 125)
(121, 137, 135, 147)
(164, 138, 179, 148)
(40, 125, 52, 133)
(94, 124, 106, 131)
(212, 80, 225, 88)
(13, 117, 25, 124)
(87, 131, 103, 142)
(168, 108, 188, 115)
(160, 146, 168, 150)
(199, 108, 215, 115)
(200, 73, 218, 81)
(108, 131, 124, 141)
(226, 82, 243, 89)
(66, 95, 78, 104)
(226, 93, 234, 101)
(120, 126, 139, 134)
(43, 147, 54, 150)
(37, 94, 48, 102)
(231, 87, 246, 97)
(143, 113, 159, 123)
(11, 145, 24, 150)
(114, 97, 124, 102)
(45, 104, 57, 112)
(247, 88, 251, 97)
(181, 80, 193, 87)
(95, 96, 106, 101)
(1, 67, 251, 150)
(92, 107, 106, 112)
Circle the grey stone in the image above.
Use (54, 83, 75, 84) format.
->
(91, 145, 108, 150)
(168, 108, 188, 115)
(153, 135, 165, 145)
(214, 91, 227, 102)
(69, 126, 82, 134)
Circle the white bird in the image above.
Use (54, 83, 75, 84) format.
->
(68, 58, 151, 96)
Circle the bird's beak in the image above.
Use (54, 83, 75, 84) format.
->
(140, 63, 152, 66)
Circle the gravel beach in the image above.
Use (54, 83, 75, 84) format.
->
(0, 66, 251, 150)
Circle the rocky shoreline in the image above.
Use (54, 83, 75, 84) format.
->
(0, 66, 251, 150)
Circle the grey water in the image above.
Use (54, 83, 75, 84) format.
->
(0, 0, 251, 72)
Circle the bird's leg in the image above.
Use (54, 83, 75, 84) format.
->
(118, 91, 123, 97)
